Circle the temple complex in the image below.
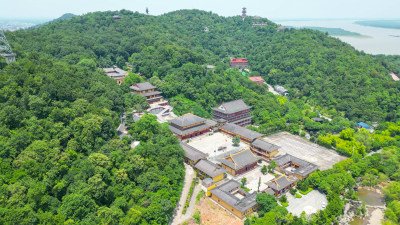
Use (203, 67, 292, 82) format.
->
(274, 154, 318, 180)
(250, 139, 280, 161)
(209, 179, 258, 219)
(169, 113, 216, 140)
(265, 175, 298, 196)
(130, 82, 166, 105)
(180, 142, 208, 166)
(212, 99, 252, 127)
(102, 66, 128, 85)
(218, 149, 260, 176)
(230, 57, 248, 69)
(248, 76, 265, 84)
(219, 123, 262, 143)
(194, 159, 225, 182)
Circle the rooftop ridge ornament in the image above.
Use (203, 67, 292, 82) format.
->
(0, 30, 16, 64)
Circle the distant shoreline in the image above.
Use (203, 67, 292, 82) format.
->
(288, 26, 367, 37)
(354, 20, 400, 30)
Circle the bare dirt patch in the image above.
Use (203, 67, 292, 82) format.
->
(264, 132, 347, 170)
(186, 197, 243, 225)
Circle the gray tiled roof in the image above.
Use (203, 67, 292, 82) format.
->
(220, 123, 263, 141)
(213, 99, 251, 114)
(170, 114, 206, 128)
(275, 154, 306, 167)
(274, 85, 288, 93)
(265, 188, 275, 195)
(202, 178, 214, 186)
(180, 142, 208, 162)
(130, 82, 156, 91)
(194, 159, 225, 178)
(219, 179, 241, 192)
(102, 66, 127, 75)
(169, 123, 213, 136)
(266, 175, 298, 192)
(251, 139, 280, 153)
(230, 116, 254, 125)
(294, 163, 319, 177)
(141, 91, 162, 97)
(218, 149, 259, 170)
(274, 154, 318, 177)
(209, 179, 257, 212)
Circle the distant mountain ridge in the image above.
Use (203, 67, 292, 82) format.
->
(34, 13, 77, 27)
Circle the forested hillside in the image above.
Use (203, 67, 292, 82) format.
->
(0, 54, 185, 223)
(1, 9, 400, 224)
(7, 9, 400, 122)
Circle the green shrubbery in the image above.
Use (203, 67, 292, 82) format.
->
(299, 187, 313, 195)
(183, 177, 198, 214)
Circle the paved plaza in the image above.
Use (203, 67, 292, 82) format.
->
(264, 132, 347, 170)
(286, 190, 327, 216)
(187, 132, 248, 160)
(233, 164, 276, 192)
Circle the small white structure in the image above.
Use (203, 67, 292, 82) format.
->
(1, 53, 16, 63)
(277, 26, 286, 32)
(206, 65, 215, 70)
(274, 85, 289, 96)
(130, 141, 140, 149)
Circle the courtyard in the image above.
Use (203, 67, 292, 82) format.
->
(264, 132, 347, 170)
(229, 162, 276, 192)
(286, 190, 328, 216)
(187, 132, 248, 160)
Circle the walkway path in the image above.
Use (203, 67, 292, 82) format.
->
(117, 112, 129, 139)
(366, 149, 382, 157)
(264, 82, 280, 95)
(170, 164, 196, 225)
(176, 183, 202, 224)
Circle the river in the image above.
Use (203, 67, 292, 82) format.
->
(273, 19, 400, 55)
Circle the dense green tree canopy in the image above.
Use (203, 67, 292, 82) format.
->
(0, 54, 185, 224)
(1, 8, 400, 224)
(7, 9, 400, 122)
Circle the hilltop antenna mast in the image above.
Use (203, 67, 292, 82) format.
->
(242, 7, 247, 21)
(0, 30, 16, 64)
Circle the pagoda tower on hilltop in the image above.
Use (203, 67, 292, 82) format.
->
(242, 7, 247, 21)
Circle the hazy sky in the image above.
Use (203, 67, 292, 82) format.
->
(2, 0, 400, 20)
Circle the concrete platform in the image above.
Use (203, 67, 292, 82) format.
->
(231, 163, 276, 193)
(286, 190, 327, 216)
(264, 132, 347, 170)
(187, 132, 248, 160)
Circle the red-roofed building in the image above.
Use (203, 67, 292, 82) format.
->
(248, 76, 264, 84)
(230, 57, 248, 69)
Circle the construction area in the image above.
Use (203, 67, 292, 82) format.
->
(263, 132, 347, 170)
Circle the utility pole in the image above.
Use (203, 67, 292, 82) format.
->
(0, 30, 16, 64)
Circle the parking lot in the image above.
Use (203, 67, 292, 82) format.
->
(286, 190, 327, 216)
(187, 132, 248, 160)
(264, 132, 347, 170)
